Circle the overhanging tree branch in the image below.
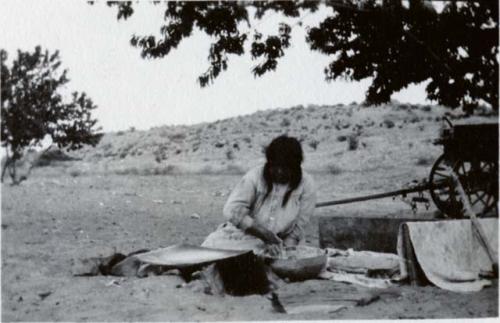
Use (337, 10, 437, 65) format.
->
(103, 0, 498, 110)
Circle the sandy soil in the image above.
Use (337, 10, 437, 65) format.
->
(2, 171, 498, 321)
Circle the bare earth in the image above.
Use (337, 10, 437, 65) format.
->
(2, 172, 498, 321)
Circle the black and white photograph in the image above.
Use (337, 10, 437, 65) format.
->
(1, 0, 498, 321)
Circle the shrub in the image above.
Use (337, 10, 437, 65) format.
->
(152, 165, 177, 175)
(103, 150, 117, 158)
(382, 119, 395, 128)
(116, 131, 125, 136)
(69, 169, 82, 177)
(225, 149, 234, 160)
(410, 116, 421, 123)
(308, 140, 319, 150)
(337, 135, 347, 142)
(33, 148, 77, 167)
(169, 132, 187, 142)
(153, 145, 168, 163)
(214, 141, 225, 148)
(114, 165, 177, 176)
(101, 143, 113, 151)
(353, 124, 363, 132)
(347, 134, 359, 151)
(280, 118, 291, 127)
(327, 163, 343, 175)
(114, 167, 139, 175)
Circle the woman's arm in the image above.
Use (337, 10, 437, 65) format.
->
(223, 169, 282, 245)
(223, 172, 257, 230)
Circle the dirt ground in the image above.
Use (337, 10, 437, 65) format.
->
(1, 169, 498, 322)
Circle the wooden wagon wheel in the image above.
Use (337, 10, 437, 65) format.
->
(429, 154, 498, 218)
(456, 159, 498, 216)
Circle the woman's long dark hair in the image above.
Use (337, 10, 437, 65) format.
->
(263, 135, 303, 207)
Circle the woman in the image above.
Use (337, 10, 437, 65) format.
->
(202, 135, 317, 255)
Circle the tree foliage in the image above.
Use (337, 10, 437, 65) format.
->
(1, 46, 102, 183)
(108, 0, 498, 110)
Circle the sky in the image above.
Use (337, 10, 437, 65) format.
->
(0, 0, 432, 132)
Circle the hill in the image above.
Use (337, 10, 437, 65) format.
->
(23, 102, 496, 179)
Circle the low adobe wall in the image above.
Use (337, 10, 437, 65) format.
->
(318, 212, 437, 253)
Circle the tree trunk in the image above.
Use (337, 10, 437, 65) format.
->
(4, 147, 20, 185)
(1, 147, 11, 183)
(1, 157, 9, 183)
(9, 158, 18, 185)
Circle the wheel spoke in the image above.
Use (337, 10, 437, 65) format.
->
(430, 155, 472, 218)
(434, 171, 450, 178)
(437, 189, 449, 197)
(460, 163, 467, 175)
(485, 194, 493, 208)
(472, 192, 487, 207)
(470, 192, 480, 206)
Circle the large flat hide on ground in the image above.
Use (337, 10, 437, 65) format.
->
(397, 218, 497, 292)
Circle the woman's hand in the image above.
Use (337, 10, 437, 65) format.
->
(282, 235, 299, 247)
(265, 244, 283, 257)
(246, 223, 282, 245)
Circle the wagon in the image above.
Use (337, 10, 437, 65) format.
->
(316, 118, 499, 218)
(429, 119, 498, 217)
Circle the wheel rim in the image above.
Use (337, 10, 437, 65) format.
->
(429, 154, 498, 218)
(429, 155, 462, 218)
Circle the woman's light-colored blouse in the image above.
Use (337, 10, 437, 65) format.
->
(223, 165, 317, 242)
